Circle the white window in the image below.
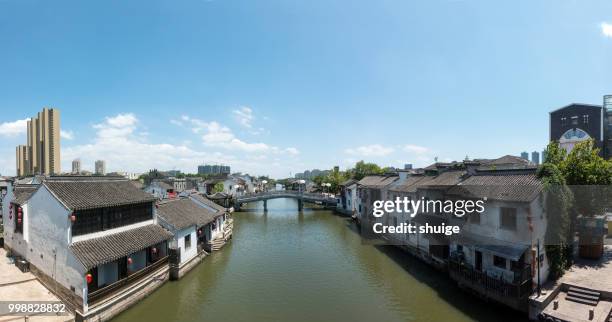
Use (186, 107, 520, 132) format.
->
(184, 234, 191, 250)
(500, 207, 517, 231)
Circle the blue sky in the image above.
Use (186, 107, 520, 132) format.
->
(0, 0, 611, 178)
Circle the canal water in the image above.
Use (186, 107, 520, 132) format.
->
(113, 198, 528, 322)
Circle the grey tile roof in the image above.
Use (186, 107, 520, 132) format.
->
(420, 170, 466, 187)
(475, 155, 537, 171)
(188, 193, 226, 213)
(357, 176, 398, 188)
(340, 179, 358, 187)
(388, 175, 430, 193)
(44, 179, 157, 210)
(130, 181, 144, 190)
(13, 185, 39, 205)
(157, 198, 219, 230)
(207, 192, 230, 199)
(389, 171, 465, 193)
(446, 172, 542, 202)
(70, 224, 172, 270)
(423, 162, 454, 170)
(152, 180, 173, 190)
(486, 155, 530, 165)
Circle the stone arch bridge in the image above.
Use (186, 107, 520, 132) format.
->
(234, 191, 338, 211)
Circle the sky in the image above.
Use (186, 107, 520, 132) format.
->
(0, 0, 611, 178)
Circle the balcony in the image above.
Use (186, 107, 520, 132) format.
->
(88, 255, 168, 305)
(448, 257, 533, 311)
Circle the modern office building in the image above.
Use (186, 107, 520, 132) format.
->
(95, 160, 106, 175)
(197, 164, 230, 175)
(549, 95, 611, 159)
(520, 152, 529, 160)
(72, 159, 81, 174)
(531, 151, 540, 165)
(15, 107, 61, 176)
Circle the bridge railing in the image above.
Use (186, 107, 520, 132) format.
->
(237, 190, 338, 201)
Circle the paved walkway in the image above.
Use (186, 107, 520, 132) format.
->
(560, 245, 612, 294)
(532, 245, 612, 322)
(0, 249, 74, 322)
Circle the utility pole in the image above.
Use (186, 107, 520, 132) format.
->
(537, 238, 541, 296)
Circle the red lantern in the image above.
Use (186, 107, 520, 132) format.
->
(198, 229, 202, 235)
(70, 213, 76, 222)
(17, 207, 22, 214)
(17, 212, 22, 218)
(17, 218, 22, 224)
(86, 273, 93, 284)
(127, 257, 133, 265)
(152, 247, 157, 254)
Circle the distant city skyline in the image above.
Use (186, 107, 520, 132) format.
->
(0, 0, 611, 178)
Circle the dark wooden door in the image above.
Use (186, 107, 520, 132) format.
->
(475, 251, 482, 272)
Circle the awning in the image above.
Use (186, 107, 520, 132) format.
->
(456, 234, 529, 261)
(475, 244, 528, 261)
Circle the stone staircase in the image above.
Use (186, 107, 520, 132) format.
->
(210, 238, 226, 251)
(566, 285, 601, 306)
(208, 218, 234, 252)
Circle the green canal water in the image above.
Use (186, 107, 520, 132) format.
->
(113, 198, 528, 322)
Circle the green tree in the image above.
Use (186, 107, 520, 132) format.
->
(539, 139, 612, 278)
(351, 160, 384, 180)
(537, 160, 573, 279)
(312, 167, 351, 194)
(212, 182, 225, 193)
(561, 140, 612, 218)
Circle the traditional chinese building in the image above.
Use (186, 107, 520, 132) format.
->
(2, 176, 173, 321)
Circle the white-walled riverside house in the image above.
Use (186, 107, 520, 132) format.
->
(355, 175, 399, 226)
(145, 179, 180, 199)
(2, 177, 173, 321)
(144, 180, 174, 199)
(156, 194, 232, 279)
(338, 179, 358, 216)
(356, 156, 550, 312)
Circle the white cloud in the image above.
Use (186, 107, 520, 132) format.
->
(284, 147, 300, 155)
(403, 144, 430, 155)
(60, 130, 74, 140)
(63, 113, 237, 175)
(602, 22, 612, 38)
(233, 106, 254, 128)
(64, 113, 302, 177)
(104, 113, 137, 128)
(345, 144, 394, 157)
(181, 115, 291, 153)
(0, 118, 27, 137)
(92, 113, 138, 140)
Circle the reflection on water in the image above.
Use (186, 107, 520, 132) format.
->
(113, 198, 528, 322)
